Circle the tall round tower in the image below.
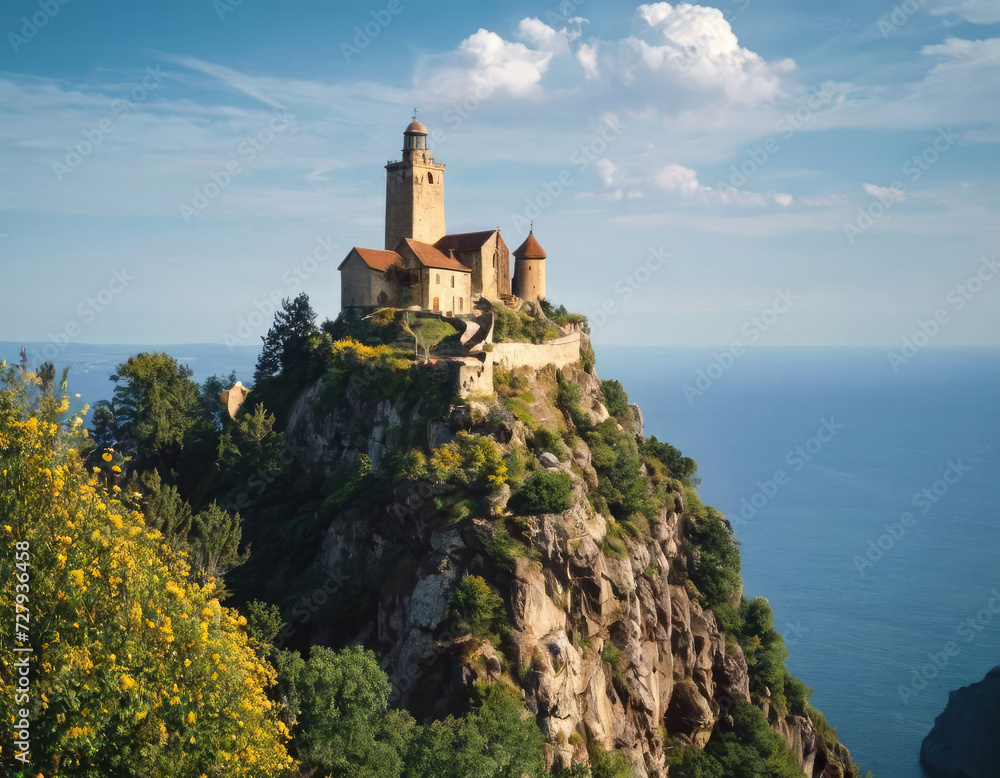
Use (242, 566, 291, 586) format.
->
(511, 229, 546, 302)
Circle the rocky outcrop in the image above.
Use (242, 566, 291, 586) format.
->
(280, 358, 856, 776)
(921, 665, 1000, 778)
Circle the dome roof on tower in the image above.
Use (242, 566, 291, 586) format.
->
(513, 230, 546, 259)
(404, 119, 429, 135)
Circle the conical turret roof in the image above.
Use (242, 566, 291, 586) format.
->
(513, 230, 546, 259)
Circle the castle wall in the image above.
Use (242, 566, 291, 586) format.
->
(491, 330, 581, 371)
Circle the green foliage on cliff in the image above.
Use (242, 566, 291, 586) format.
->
(667, 700, 804, 777)
(642, 435, 699, 486)
(492, 302, 559, 344)
(402, 432, 508, 488)
(683, 488, 742, 611)
(514, 470, 574, 514)
(450, 575, 508, 640)
(276, 643, 547, 778)
(600, 379, 630, 418)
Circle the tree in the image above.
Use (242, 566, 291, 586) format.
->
(642, 435, 699, 486)
(282, 644, 414, 777)
(110, 352, 204, 473)
(600, 379, 630, 418)
(200, 370, 238, 430)
(402, 314, 458, 363)
(189, 501, 251, 587)
(0, 363, 293, 777)
(252, 293, 319, 423)
(254, 292, 317, 382)
(139, 468, 194, 554)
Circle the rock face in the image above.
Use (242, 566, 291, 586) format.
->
(921, 665, 1000, 777)
(278, 360, 856, 776)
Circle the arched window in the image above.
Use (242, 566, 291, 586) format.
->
(493, 251, 498, 267)
(428, 173, 434, 184)
(433, 297, 439, 312)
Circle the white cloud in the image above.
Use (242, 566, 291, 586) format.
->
(862, 183, 907, 202)
(577, 43, 600, 80)
(579, 3, 795, 107)
(517, 17, 581, 55)
(811, 36, 1000, 129)
(929, 0, 1000, 24)
(653, 162, 792, 205)
(416, 28, 554, 105)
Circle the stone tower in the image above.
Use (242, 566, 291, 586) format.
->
(384, 118, 446, 251)
(512, 229, 546, 301)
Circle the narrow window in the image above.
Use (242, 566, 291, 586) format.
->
(459, 298, 463, 312)
(428, 173, 434, 184)
(433, 297, 439, 312)
(436, 273, 440, 284)
(451, 275, 455, 288)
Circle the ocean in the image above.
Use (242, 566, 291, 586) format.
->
(598, 346, 1000, 777)
(4, 341, 997, 775)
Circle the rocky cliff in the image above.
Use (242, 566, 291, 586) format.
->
(272, 355, 858, 776)
(921, 665, 1000, 778)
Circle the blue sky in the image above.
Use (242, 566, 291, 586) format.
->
(1, 0, 998, 348)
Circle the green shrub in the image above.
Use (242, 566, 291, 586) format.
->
(557, 372, 592, 431)
(669, 700, 804, 778)
(600, 379, 630, 418)
(685, 498, 741, 611)
(601, 521, 629, 560)
(486, 522, 523, 567)
(530, 427, 565, 459)
(642, 436, 699, 486)
(450, 575, 508, 640)
(588, 743, 633, 778)
(514, 470, 574, 514)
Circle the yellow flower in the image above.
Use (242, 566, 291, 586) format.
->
(121, 674, 136, 691)
(111, 465, 122, 474)
(186, 711, 197, 726)
(2, 525, 10, 533)
(69, 569, 85, 586)
(102, 451, 113, 462)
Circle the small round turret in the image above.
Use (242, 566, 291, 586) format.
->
(512, 229, 546, 301)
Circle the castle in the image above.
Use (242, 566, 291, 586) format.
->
(338, 118, 546, 314)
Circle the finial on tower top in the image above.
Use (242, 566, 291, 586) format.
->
(412, 107, 418, 120)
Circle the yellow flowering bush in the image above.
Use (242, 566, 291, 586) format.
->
(0, 364, 293, 777)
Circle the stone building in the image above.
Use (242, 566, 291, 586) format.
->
(339, 119, 540, 314)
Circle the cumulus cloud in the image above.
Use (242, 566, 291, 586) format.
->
(416, 28, 555, 105)
(862, 183, 907, 202)
(517, 17, 582, 55)
(929, 0, 1000, 24)
(653, 162, 792, 205)
(579, 3, 795, 106)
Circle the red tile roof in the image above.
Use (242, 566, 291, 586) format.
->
(340, 247, 403, 272)
(399, 238, 471, 272)
(513, 231, 546, 259)
(435, 230, 496, 253)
